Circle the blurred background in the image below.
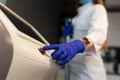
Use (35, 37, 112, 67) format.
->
(0, 0, 120, 80)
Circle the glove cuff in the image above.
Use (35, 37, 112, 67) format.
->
(70, 40, 85, 53)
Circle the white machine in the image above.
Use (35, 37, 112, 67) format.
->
(0, 3, 57, 80)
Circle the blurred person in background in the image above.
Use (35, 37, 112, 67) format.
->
(43, 0, 108, 80)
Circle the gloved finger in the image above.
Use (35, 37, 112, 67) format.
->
(51, 49, 63, 60)
(43, 44, 59, 50)
(58, 56, 70, 66)
(57, 52, 68, 61)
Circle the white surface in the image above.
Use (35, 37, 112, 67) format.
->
(0, 8, 57, 80)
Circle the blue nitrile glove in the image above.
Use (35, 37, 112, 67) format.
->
(62, 25, 73, 37)
(43, 40, 85, 66)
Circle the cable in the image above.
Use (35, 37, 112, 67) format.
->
(0, 2, 50, 45)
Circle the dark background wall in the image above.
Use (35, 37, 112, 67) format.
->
(6, 0, 65, 44)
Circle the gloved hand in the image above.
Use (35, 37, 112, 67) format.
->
(43, 40, 85, 66)
(62, 25, 73, 37)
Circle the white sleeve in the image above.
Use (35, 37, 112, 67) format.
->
(86, 5, 108, 53)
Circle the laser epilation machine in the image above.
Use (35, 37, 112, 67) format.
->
(0, 3, 57, 80)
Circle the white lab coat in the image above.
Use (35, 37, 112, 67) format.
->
(66, 2, 108, 80)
